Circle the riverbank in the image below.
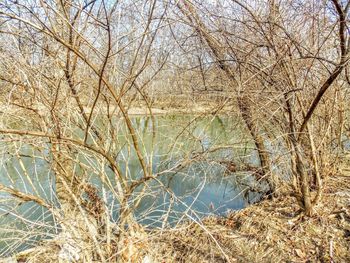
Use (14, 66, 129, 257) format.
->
(0, 95, 233, 118)
(146, 155, 350, 262)
(4, 156, 349, 263)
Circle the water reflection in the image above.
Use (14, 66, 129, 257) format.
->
(0, 115, 262, 255)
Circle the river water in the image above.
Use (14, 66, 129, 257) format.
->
(0, 115, 264, 255)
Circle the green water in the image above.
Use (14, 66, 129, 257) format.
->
(0, 115, 264, 256)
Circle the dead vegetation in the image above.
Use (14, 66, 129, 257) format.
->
(11, 158, 348, 263)
(0, 0, 350, 262)
(148, 166, 350, 263)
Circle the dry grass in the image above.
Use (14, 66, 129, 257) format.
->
(147, 170, 350, 262)
(2, 160, 350, 263)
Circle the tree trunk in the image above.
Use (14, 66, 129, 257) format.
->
(177, 2, 273, 190)
(288, 134, 313, 215)
(50, 142, 107, 261)
(238, 96, 273, 191)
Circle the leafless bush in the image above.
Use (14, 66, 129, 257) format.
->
(0, 0, 349, 262)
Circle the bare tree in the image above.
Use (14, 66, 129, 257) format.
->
(173, 0, 350, 215)
(0, 0, 170, 260)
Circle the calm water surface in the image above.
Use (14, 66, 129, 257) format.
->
(0, 115, 264, 255)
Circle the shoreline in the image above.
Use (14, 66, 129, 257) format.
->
(0, 101, 232, 118)
(0, 101, 349, 262)
(3, 162, 350, 262)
